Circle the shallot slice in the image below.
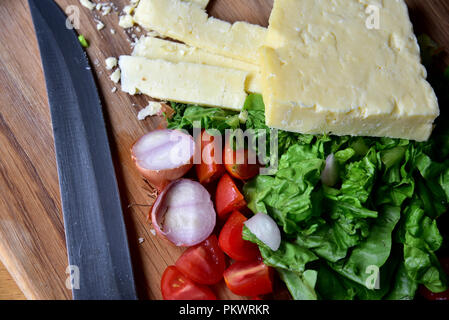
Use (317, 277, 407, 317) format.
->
(321, 153, 339, 187)
(151, 179, 216, 247)
(244, 213, 281, 251)
(132, 129, 195, 190)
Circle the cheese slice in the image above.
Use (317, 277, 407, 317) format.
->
(132, 36, 261, 93)
(119, 56, 247, 110)
(185, 0, 209, 9)
(261, 0, 439, 141)
(133, 0, 266, 64)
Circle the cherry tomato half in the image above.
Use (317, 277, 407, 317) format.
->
(196, 130, 225, 184)
(224, 260, 273, 297)
(161, 266, 217, 300)
(175, 235, 226, 285)
(215, 173, 247, 220)
(419, 257, 449, 300)
(223, 140, 260, 180)
(219, 211, 260, 261)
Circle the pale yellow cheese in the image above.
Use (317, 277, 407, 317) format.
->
(138, 102, 163, 120)
(132, 36, 261, 93)
(261, 0, 439, 141)
(110, 69, 121, 84)
(185, 0, 209, 9)
(79, 0, 95, 10)
(133, 0, 267, 64)
(119, 14, 135, 28)
(119, 56, 247, 110)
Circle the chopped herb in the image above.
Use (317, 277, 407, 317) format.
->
(78, 35, 89, 48)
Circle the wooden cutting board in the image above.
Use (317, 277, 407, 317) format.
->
(0, 0, 448, 300)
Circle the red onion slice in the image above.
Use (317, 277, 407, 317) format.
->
(151, 179, 216, 247)
(244, 213, 281, 251)
(132, 129, 195, 190)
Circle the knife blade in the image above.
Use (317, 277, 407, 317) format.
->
(28, 0, 137, 300)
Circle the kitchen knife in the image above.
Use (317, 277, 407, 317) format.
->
(28, 0, 137, 300)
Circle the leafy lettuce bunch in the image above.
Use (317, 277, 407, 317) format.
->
(243, 131, 449, 300)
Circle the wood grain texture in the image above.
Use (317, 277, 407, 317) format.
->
(0, 262, 25, 300)
(0, 0, 448, 300)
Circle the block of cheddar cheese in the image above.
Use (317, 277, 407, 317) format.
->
(119, 56, 248, 111)
(261, 0, 439, 141)
(132, 36, 261, 93)
(133, 0, 266, 64)
(187, 0, 209, 9)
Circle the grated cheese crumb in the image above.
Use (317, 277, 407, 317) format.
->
(79, 0, 95, 10)
(110, 28, 116, 34)
(105, 57, 118, 70)
(110, 69, 121, 84)
(102, 5, 112, 16)
(149, 229, 156, 236)
(123, 5, 135, 15)
(138, 237, 145, 244)
(119, 14, 135, 29)
(96, 21, 105, 31)
(137, 102, 163, 120)
(111, 87, 117, 93)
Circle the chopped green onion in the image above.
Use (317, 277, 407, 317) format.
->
(78, 35, 89, 48)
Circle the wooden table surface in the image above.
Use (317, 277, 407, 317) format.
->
(0, 263, 25, 300)
(0, 0, 448, 300)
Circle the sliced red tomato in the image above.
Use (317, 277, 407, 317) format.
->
(215, 173, 247, 219)
(419, 257, 449, 300)
(420, 287, 449, 300)
(219, 211, 260, 261)
(223, 140, 260, 180)
(224, 260, 273, 297)
(196, 129, 225, 184)
(161, 266, 217, 300)
(175, 235, 226, 285)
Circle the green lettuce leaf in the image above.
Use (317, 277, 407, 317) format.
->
(242, 227, 318, 272)
(400, 200, 448, 292)
(244, 93, 301, 159)
(316, 259, 398, 300)
(242, 227, 319, 300)
(329, 206, 401, 287)
(242, 113, 449, 300)
(167, 102, 240, 132)
(385, 262, 418, 300)
(277, 269, 318, 300)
